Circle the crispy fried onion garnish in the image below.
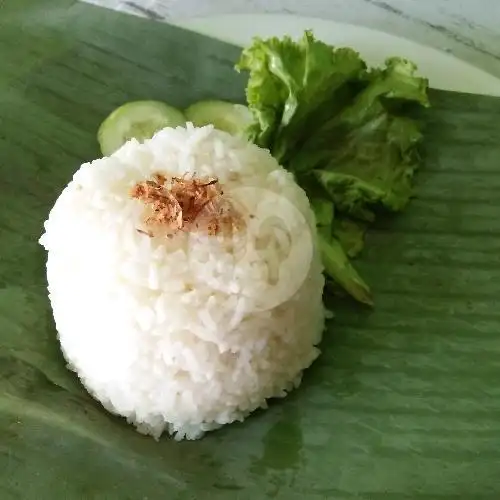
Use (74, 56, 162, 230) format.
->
(130, 173, 244, 238)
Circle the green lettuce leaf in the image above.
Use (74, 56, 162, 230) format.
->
(331, 217, 367, 258)
(311, 198, 372, 305)
(237, 31, 429, 304)
(237, 32, 366, 161)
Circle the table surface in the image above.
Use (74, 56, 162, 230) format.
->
(84, 0, 500, 80)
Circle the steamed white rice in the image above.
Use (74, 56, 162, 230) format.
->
(39, 124, 325, 440)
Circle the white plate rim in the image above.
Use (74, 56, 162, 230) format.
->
(173, 13, 500, 97)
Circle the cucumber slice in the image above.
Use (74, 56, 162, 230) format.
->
(185, 100, 252, 136)
(97, 100, 186, 156)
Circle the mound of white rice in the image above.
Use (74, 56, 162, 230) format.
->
(39, 125, 325, 440)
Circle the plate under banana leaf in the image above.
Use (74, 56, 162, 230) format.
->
(2, 0, 500, 498)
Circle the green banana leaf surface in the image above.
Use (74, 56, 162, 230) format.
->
(2, 1, 500, 498)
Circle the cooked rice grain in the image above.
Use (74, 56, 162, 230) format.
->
(39, 125, 325, 440)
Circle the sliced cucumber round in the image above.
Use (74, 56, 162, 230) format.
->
(97, 100, 186, 156)
(185, 100, 252, 137)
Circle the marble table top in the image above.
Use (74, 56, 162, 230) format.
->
(85, 0, 500, 80)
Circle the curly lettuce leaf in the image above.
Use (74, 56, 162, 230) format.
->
(237, 31, 429, 304)
(331, 217, 367, 258)
(237, 32, 366, 162)
(311, 198, 372, 305)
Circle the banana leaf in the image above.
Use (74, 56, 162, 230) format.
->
(2, 0, 500, 498)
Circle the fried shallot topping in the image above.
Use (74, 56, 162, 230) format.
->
(130, 173, 243, 237)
